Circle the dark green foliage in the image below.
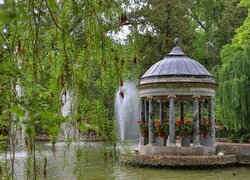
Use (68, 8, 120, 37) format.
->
(226, 128, 250, 143)
(227, 133, 241, 143)
(127, 0, 197, 75)
(217, 0, 248, 47)
(240, 133, 250, 143)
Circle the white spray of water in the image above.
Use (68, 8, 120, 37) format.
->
(61, 90, 72, 117)
(115, 81, 140, 142)
(61, 90, 72, 139)
(15, 79, 25, 146)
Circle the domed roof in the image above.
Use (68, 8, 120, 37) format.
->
(140, 38, 215, 85)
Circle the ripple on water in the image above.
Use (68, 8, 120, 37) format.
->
(1, 142, 250, 179)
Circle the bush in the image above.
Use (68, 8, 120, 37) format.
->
(227, 133, 241, 143)
(240, 133, 250, 143)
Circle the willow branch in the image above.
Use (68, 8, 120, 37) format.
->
(0, 32, 11, 54)
(189, 11, 207, 32)
(86, 0, 102, 25)
(45, 0, 63, 31)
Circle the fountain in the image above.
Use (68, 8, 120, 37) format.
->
(61, 90, 72, 140)
(15, 80, 25, 146)
(115, 81, 140, 143)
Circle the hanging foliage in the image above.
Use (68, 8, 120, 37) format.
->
(215, 2, 250, 131)
(0, 0, 139, 144)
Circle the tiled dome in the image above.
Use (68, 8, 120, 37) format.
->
(140, 39, 215, 84)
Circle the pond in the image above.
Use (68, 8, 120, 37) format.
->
(0, 141, 250, 180)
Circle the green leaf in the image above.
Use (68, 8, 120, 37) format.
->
(10, 105, 25, 117)
(0, 114, 9, 121)
(47, 0, 57, 11)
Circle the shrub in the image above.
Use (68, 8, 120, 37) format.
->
(240, 133, 250, 143)
(227, 133, 241, 143)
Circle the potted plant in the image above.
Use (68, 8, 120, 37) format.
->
(200, 119, 211, 137)
(138, 121, 149, 137)
(154, 120, 169, 137)
(182, 120, 192, 137)
(176, 119, 193, 147)
(175, 119, 183, 136)
(176, 120, 192, 137)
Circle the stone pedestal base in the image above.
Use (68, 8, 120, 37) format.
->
(139, 144, 215, 155)
(190, 135, 193, 143)
(181, 136, 190, 147)
(140, 137, 149, 145)
(155, 136, 166, 146)
(201, 136, 211, 147)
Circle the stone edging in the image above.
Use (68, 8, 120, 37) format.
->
(121, 154, 237, 168)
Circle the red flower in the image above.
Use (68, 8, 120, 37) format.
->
(200, 119, 211, 132)
(164, 119, 168, 123)
(176, 120, 184, 125)
(186, 119, 191, 123)
(154, 121, 160, 126)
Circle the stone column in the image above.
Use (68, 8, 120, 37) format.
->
(208, 100, 211, 120)
(148, 97, 154, 145)
(165, 101, 169, 119)
(144, 100, 148, 122)
(169, 96, 175, 145)
(161, 102, 165, 122)
(140, 99, 147, 145)
(141, 99, 145, 122)
(199, 100, 204, 121)
(180, 101, 184, 120)
(210, 97, 215, 146)
(159, 100, 163, 123)
(193, 96, 200, 146)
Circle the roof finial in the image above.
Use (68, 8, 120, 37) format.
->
(174, 38, 179, 47)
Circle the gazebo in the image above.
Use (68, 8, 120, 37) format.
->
(138, 38, 218, 154)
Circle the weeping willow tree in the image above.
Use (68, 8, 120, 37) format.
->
(0, 0, 138, 139)
(215, 0, 250, 131)
(0, 0, 136, 174)
(0, 0, 140, 178)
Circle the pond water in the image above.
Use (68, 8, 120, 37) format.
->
(1, 141, 250, 180)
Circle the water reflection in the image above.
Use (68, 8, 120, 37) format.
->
(0, 141, 250, 179)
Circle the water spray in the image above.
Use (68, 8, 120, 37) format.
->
(115, 81, 140, 142)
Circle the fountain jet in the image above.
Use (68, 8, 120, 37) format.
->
(115, 81, 140, 142)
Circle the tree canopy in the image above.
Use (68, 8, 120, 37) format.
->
(0, 0, 249, 142)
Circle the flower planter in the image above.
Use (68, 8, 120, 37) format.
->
(155, 136, 166, 146)
(140, 136, 149, 145)
(201, 136, 211, 147)
(202, 131, 209, 138)
(142, 130, 148, 138)
(180, 131, 190, 138)
(154, 121, 169, 139)
(181, 136, 190, 147)
(158, 130, 166, 137)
